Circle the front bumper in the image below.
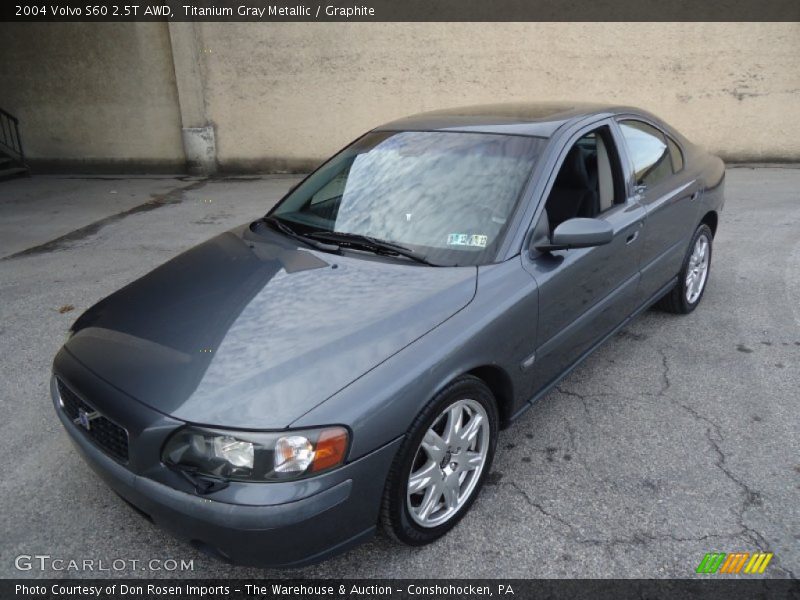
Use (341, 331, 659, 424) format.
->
(52, 351, 401, 568)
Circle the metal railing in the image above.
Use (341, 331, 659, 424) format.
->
(0, 107, 25, 164)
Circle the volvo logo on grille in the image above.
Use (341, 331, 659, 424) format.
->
(75, 408, 99, 431)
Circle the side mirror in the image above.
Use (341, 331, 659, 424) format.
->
(534, 217, 613, 252)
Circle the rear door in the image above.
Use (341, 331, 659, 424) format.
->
(615, 118, 702, 301)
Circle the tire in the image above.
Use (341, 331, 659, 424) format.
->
(380, 375, 499, 545)
(655, 223, 713, 314)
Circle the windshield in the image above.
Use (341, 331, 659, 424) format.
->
(269, 131, 545, 266)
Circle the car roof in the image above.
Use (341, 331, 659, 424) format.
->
(375, 102, 639, 138)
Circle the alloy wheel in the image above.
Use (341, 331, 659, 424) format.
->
(406, 398, 490, 528)
(685, 233, 710, 304)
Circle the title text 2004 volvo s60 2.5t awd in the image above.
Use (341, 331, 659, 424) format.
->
(52, 103, 724, 567)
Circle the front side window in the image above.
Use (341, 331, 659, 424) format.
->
(270, 131, 545, 266)
(544, 127, 623, 231)
(619, 120, 672, 188)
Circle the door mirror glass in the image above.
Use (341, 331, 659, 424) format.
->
(534, 217, 613, 252)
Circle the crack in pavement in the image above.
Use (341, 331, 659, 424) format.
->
(563, 418, 577, 451)
(555, 385, 591, 414)
(701, 429, 798, 578)
(501, 482, 576, 531)
(538, 347, 794, 574)
(501, 481, 753, 552)
(658, 346, 671, 395)
(653, 348, 798, 578)
(654, 347, 724, 439)
(507, 348, 794, 575)
(577, 528, 750, 548)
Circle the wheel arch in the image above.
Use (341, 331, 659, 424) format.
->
(700, 210, 718, 237)
(465, 365, 515, 428)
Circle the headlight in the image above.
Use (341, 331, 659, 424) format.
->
(162, 426, 349, 482)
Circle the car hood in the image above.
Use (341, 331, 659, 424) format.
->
(64, 225, 476, 429)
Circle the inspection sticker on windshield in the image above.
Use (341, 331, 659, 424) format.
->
(447, 233, 488, 248)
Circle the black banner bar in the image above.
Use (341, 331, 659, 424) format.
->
(2, 0, 800, 22)
(4, 579, 800, 600)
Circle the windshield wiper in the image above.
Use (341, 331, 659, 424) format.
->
(253, 216, 340, 253)
(307, 231, 437, 266)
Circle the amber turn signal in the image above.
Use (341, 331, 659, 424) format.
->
(312, 427, 349, 472)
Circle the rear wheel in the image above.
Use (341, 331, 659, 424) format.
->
(656, 223, 713, 314)
(380, 376, 498, 545)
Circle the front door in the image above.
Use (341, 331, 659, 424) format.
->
(522, 123, 645, 394)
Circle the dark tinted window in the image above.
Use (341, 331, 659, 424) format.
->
(667, 137, 684, 172)
(619, 120, 672, 188)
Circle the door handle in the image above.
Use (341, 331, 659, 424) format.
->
(626, 231, 639, 245)
(691, 190, 701, 201)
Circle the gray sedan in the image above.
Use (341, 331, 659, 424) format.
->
(52, 102, 725, 566)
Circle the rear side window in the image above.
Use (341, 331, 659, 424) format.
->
(667, 137, 684, 172)
(619, 120, 672, 188)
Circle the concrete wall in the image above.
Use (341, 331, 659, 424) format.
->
(1, 22, 798, 172)
(198, 22, 800, 170)
(0, 23, 184, 171)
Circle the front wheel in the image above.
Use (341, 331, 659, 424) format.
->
(656, 223, 713, 314)
(380, 376, 498, 545)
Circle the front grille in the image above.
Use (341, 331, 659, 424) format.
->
(57, 379, 129, 462)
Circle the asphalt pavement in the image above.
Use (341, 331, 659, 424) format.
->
(0, 167, 797, 578)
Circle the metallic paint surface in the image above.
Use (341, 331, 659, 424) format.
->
(63, 225, 477, 430)
(52, 104, 726, 566)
